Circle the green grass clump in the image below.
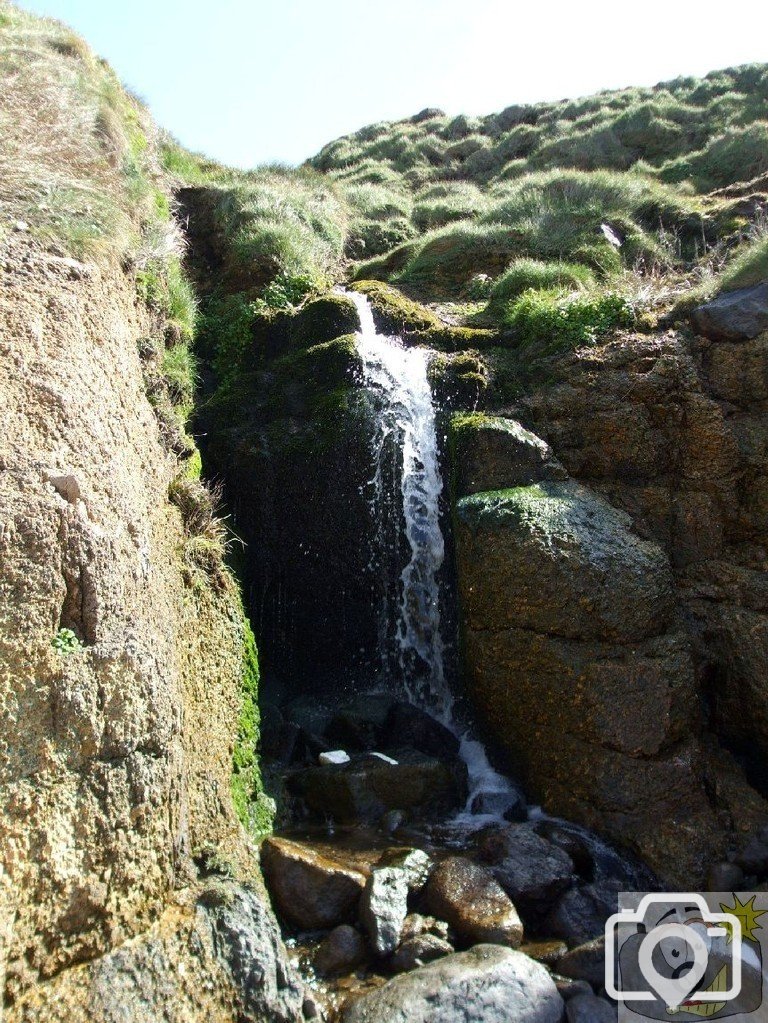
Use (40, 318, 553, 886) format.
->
(482, 169, 707, 267)
(136, 255, 197, 341)
(412, 181, 487, 231)
(719, 232, 768, 292)
(502, 288, 634, 351)
(488, 259, 595, 310)
(658, 122, 768, 189)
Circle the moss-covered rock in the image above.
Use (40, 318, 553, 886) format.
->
(251, 294, 360, 362)
(201, 326, 377, 689)
(449, 413, 566, 496)
(353, 279, 498, 351)
(428, 351, 489, 410)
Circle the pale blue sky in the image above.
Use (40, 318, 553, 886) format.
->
(18, 0, 768, 168)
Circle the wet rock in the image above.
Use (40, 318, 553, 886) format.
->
(346, 693, 397, 728)
(553, 975, 593, 1002)
(315, 925, 367, 977)
(556, 937, 606, 989)
(283, 697, 335, 737)
(326, 712, 382, 752)
(360, 867, 410, 957)
(691, 281, 768, 341)
(519, 940, 568, 966)
(735, 826, 768, 875)
(400, 913, 451, 943)
(376, 847, 432, 891)
(470, 786, 527, 822)
(534, 821, 595, 880)
(341, 945, 564, 1023)
(260, 837, 366, 930)
(545, 881, 620, 947)
(425, 856, 523, 947)
(384, 703, 460, 759)
(381, 809, 405, 834)
(390, 934, 454, 973)
(198, 880, 305, 1023)
(450, 414, 567, 496)
(478, 824, 574, 913)
(707, 861, 745, 889)
(566, 992, 615, 1023)
(288, 750, 467, 824)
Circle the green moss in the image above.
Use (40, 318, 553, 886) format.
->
(231, 609, 274, 838)
(354, 279, 497, 350)
(456, 482, 550, 530)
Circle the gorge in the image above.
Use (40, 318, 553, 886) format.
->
(3, 3, 768, 1019)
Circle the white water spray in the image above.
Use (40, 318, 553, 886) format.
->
(350, 290, 520, 825)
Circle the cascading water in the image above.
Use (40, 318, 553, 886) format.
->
(349, 290, 521, 825)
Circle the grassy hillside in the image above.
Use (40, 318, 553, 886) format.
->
(304, 65, 768, 324)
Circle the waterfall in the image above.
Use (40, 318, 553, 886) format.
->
(349, 290, 521, 826)
(349, 290, 447, 707)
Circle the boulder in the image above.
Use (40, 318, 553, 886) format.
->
(384, 703, 460, 759)
(556, 937, 606, 989)
(425, 856, 523, 947)
(315, 925, 367, 977)
(456, 481, 675, 643)
(552, 975, 594, 1002)
(360, 867, 410, 957)
(545, 881, 620, 947)
(260, 837, 366, 930)
(735, 825, 768, 876)
(341, 945, 564, 1023)
(288, 750, 467, 824)
(470, 784, 527, 822)
(376, 847, 433, 891)
(565, 993, 615, 1023)
(198, 880, 305, 1023)
(456, 476, 725, 884)
(707, 861, 745, 889)
(691, 281, 768, 341)
(477, 824, 574, 914)
(450, 414, 566, 496)
(534, 822, 595, 881)
(390, 934, 454, 973)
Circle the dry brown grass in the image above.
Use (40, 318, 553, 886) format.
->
(0, 2, 160, 259)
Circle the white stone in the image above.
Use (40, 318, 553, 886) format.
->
(370, 752, 398, 765)
(319, 750, 350, 766)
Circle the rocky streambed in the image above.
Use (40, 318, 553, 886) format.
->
(257, 694, 652, 1022)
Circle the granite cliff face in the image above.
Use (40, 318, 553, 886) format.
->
(452, 313, 768, 884)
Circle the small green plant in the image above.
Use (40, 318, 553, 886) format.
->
(503, 288, 635, 350)
(52, 628, 83, 655)
(254, 269, 322, 312)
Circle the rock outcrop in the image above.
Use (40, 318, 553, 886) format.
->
(0, 235, 300, 1019)
(453, 324, 768, 883)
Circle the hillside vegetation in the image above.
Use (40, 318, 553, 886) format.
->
(159, 63, 768, 395)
